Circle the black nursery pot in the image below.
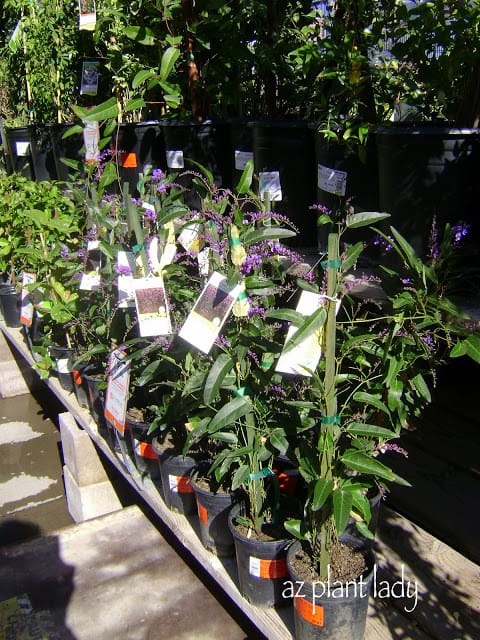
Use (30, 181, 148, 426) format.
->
(228, 503, 292, 608)
(0, 286, 20, 327)
(72, 363, 90, 409)
(49, 345, 76, 393)
(126, 414, 161, 481)
(287, 538, 375, 640)
(154, 443, 197, 515)
(190, 470, 235, 558)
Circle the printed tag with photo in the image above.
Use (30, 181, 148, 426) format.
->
(20, 272, 36, 327)
(179, 271, 243, 354)
(79, 240, 101, 290)
(104, 349, 130, 434)
(234, 150, 254, 170)
(117, 250, 137, 308)
(78, 0, 96, 31)
(259, 171, 282, 201)
(317, 163, 347, 196)
(133, 277, 172, 337)
(83, 121, 100, 163)
(80, 60, 100, 96)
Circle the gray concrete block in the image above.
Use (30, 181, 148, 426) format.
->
(58, 412, 108, 487)
(63, 464, 122, 523)
(0, 331, 33, 397)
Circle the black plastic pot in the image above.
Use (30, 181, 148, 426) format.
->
(49, 344, 76, 393)
(228, 118, 254, 189)
(160, 119, 232, 206)
(155, 444, 197, 515)
(252, 120, 317, 248)
(82, 364, 107, 426)
(5, 125, 57, 181)
(314, 131, 379, 254)
(0, 287, 21, 328)
(190, 470, 235, 557)
(126, 414, 161, 481)
(228, 503, 292, 608)
(72, 363, 90, 409)
(287, 539, 375, 640)
(49, 123, 86, 183)
(376, 124, 480, 255)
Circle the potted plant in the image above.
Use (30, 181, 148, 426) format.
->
(275, 208, 480, 639)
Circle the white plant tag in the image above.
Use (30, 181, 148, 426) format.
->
(79, 240, 101, 290)
(15, 141, 30, 156)
(20, 272, 36, 327)
(259, 171, 282, 201)
(235, 150, 254, 170)
(133, 277, 172, 337)
(179, 271, 243, 354)
(56, 358, 72, 374)
(166, 149, 184, 168)
(104, 349, 130, 434)
(318, 163, 347, 196)
(117, 251, 137, 307)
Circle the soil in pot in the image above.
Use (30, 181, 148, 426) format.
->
(228, 502, 292, 608)
(286, 538, 375, 640)
(190, 471, 235, 558)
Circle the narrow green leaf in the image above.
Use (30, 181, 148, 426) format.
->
(243, 227, 296, 245)
(81, 98, 119, 122)
(451, 334, 480, 364)
(132, 69, 156, 89)
(211, 431, 238, 444)
(203, 353, 234, 405)
(124, 26, 156, 45)
(346, 423, 396, 438)
(342, 451, 395, 482)
(231, 464, 251, 490)
(159, 46, 180, 81)
(312, 478, 334, 511)
(125, 98, 146, 112)
(283, 306, 326, 353)
(346, 211, 391, 229)
(236, 159, 253, 194)
(411, 373, 431, 403)
(264, 308, 306, 326)
(333, 489, 353, 534)
(284, 519, 307, 540)
(207, 396, 252, 433)
(353, 391, 390, 415)
(270, 428, 289, 455)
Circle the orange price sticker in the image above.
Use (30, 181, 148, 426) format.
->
(137, 441, 158, 460)
(121, 152, 137, 168)
(249, 556, 288, 579)
(295, 596, 324, 627)
(198, 503, 208, 524)
(177, 476, 194, 494)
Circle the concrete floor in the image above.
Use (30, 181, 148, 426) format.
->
(0, 385, 265, 639)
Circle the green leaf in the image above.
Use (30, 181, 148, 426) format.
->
(284, 519, 307, 540)
(243, 227, 296, 245)
(81, 98, 120, 123)
(451, 334, 480, 364)
(203, 353, 234, 405)
(124, 26, 156, 45)
(353, 391, 390, 415)
(342, 451, 396, 482)
(244, 276, 274, 290)
(312, 478, 334, 511)
(236, 159, 253, 194)
(411, 373, 431, 403)
(355, 520, 375, 540)
(270, 428, 289, 455)
(346, 211, 391, 229)
(341, 242, 365, 272)
(264, 308, 306, 326)
(212, 431, 238, 444)
(333, 489, 353, 534)
(132, 69, 156, 89)
(159, 46, 180, 82)
(282, 306, 327, 353)
(125, 98, 146, 112)
(231, 464, 250, 490)
(207, 396, 252, 433)
(346, 423, 396, 438)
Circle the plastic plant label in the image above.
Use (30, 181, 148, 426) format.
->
(197, 247, 210, 277)
(104, 349, 130, 434)
(117, 251, 137, 308)
(198, 503, 208, 524)
(179, 271, 244, 354)
(83, 121, 100, 163)
(20, 272, 35, 327)
(80, 60, 100, 96)
(234, 150, 254, 170)
(166, 149, 184, 169)
(134, 440, 158, 460)
(56, 358, 72, 374)
(133, 277, 172, 337)
(249, 556, 289, 579)
(276, 291, 328, 376)
(178, 222, 204, 255)
(168, 475, 194, 493)
(318, 163, 347, 196)
(79, 240, 101, 290)
(78, 0, 96, 31)
(259, 171, 282, 201)
(15, 141, 30, 156)
(295, 596, 325, 627)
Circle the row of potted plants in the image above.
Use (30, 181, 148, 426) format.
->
(1, 160, 479, 639)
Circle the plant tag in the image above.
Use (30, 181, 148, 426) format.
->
(134, 440, 158, 460)
(276, 291, 327, 376)
(197, 247, 210, 277)
(295, 596, 325, 627)
(234, 150, 254, 170)
(249, 556, 288, 579)
(179, 271, 244, 354)
(259, 171, 282, 201)
(80, 60, 100, 96)
(83, 121, 100, 163)
(198, 503, 208, 524)
(168, 475, 194, 493)
(318, 163, 347, 196)
(20, 272, 35, 327)
(15, 141, 30, 156)
(78, 0, 96, 31)
(117, 251, 137, 307)
(178, 222, 204, 255)
(104, 349, 130, 434)
(56, 358, 72, 374)
(133, 276, 172, 337)
(79, 241, 101, 290)
(166, 149, 184, 168)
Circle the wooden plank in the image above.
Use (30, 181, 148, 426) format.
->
(375, 507, 480, 640)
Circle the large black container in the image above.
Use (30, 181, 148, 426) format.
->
(49, 344, 76, 393)
(252, 120, 317, 248)
(376, 124, 480, 255)
(155, 445, 197, 515)
(314, 131, 380, 253)
(0, 286, 20, 327)
(5, 125, 57, 181)
(160, 119, 232, 206)
(228, 117, 254, 190)
(49, 123, 86, 183)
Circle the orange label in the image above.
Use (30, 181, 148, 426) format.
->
(198, 503, 208, 524)
(73, 370, 82, 385)
(121, 152, 137, 168)
(295, 597, 324, 627)
(104, 409, 126, 434)
(249, 557, 288, 579)
(177, 476, 194, 493)
(138, 441, 158, 460)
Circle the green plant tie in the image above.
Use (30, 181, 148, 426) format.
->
(132, 243, 146, 253)
(236, 290, 248, 301)
(321, 258, 342, 269)
(247, 468, 274, 481)
(321, 415, 341, 425)
(246, 468, 281, 525)
(234, 385, 251, 396)
(229, 237, 241, 246)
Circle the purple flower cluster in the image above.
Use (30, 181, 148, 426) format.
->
(375, 442, 409, 458)
(309, 203, 332, 217)
(115, 264, 132, 276)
